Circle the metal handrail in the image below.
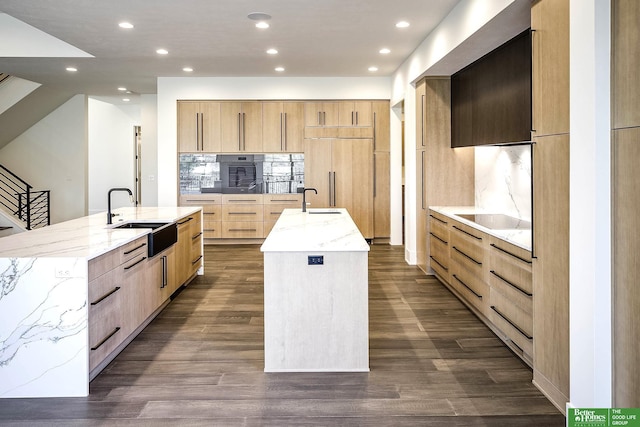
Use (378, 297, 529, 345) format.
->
(0, 164, 50, 230)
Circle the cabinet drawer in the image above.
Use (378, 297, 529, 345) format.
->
(429, 237, 450, 282)
(429, 218, 449, 244)
(89, 286, 124, 371)
(222, 194, 263, 205)
(222, 204, 264, 221)
(490, 288, 533, 356)
(450, 220, 485, 242)
(221, 221, 264, 239)
(120, 237, 148, 265)
(89, 250, 119, 281)
(190, 232, 203, 273)
(450, 237, 484, 279)
(450, 260, 489, 315)
(180, 194, 222, 205)
(263, 204, 295, 222)
(203, 221, 222, 239)
(202, 204, 222, 219)
(88, 268, 121, 311)
(264, 194, 302, 205)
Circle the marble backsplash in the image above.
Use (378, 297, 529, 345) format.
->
(474, 144, 532, 221)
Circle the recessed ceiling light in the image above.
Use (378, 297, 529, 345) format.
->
(156, 48, 169, 55)
(368, 66, 379, 72)
(66, 67, 77, 72)
(183, 67, 193, 72)
(118, 87, 127, 91)
(275, 67, 285, 72)
(256, 22, 270, 29)
(118, 22, 134, 29)
(266, 48, 278, 55)
(122, 98, 130, 102)
(247, 12, 272, 21)
(396, 21, 410, 28)
(379, 48, 391, 54)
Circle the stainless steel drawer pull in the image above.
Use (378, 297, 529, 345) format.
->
(452, 225, 482, 240)
(123, 243, 146, 255)
(91, 287, 121, 306)
(123, 257, 147, 270)
(429, 232, 448, 245)
(490, 306, 533, 340)
(192, 255, 203, 265)
(270, 199, 298, 202)
(452, 246, 482, 265)
(91, 327, 121, 351)
(229, 212, 256, 215)
(429, 214, 447, 225)
(229, 228, 257, 232)
(490, 270, 532, 297)
(192, 232, 203, 240)
(429, 255, 448, 272)
(452, 274, 482, 299)
(228, 199, 257, 203)
(489, 243, 532, 264)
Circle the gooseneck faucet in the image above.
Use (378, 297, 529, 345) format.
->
(107, 188, 133, 224)
(302, 188, 317, 212)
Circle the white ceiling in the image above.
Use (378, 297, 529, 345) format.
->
(0, 0, 461, 98)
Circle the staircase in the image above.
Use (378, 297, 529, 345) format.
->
(0, 163, 50, 231)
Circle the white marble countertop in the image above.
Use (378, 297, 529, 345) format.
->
(0, 206, 201, 259)
(261, 208, 370, 252)
(430, 206, 532, 251)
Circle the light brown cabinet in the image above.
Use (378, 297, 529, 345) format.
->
(177, 101, 222, 152)
(338, 101, 372, 127)
(612, 0, 640, 129)
(174, 211, 203, 290)
(304, 102, 340, 127)
(531, 0, 569, 137)
(304, 138, 374, 239)
(532, 133, 570, 408)
(262, 102, 305, 152)
(373, 101, 390, 239)
(221, 102, 263, 152)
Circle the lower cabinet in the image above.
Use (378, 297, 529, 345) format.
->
(88, 209, 203, 376)
(428, 210, 533, 364)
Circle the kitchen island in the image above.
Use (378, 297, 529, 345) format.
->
(261, 208, 370, 372)
(0, 207, 203, 398)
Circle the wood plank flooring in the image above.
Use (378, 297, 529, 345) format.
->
(0, 244, 565, 426)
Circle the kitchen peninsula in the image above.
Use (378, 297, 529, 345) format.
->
(261, 208, 370, 372)
(0, 207, 203, 398)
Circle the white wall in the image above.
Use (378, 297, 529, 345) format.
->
(87, 98, 140, 215)
(141, 94, 158, 207)
(569, 0, 612, 409)
(157, 77, 391, 208)
(0, 94, 87, 224)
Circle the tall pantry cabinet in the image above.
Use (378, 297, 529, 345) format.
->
(530, 0, 570, 412)
(612, 0, 640, 408)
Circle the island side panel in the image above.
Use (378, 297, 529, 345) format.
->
(0, 257, 89, 397)
(264, 251, 369, 372)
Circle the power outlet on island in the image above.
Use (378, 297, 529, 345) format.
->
(308, 255, 324, 265)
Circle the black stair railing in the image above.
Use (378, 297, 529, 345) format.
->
(0, 164, 50, 230)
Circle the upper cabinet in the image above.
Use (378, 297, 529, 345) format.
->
(177, 101, 222, 152)
(531, 0, 569, 137)
(612, 0, 640, 129)
(304, 102, 340, 127)
(372, 101, 390, 152)
(221, 102, 263, 152)
(339, 101, 373, 127)
(262, 102, 305, 152)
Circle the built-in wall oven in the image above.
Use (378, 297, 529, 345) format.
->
(218, 154, 264, 194)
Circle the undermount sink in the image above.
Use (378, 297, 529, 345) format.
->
(113, 221, 177, 257)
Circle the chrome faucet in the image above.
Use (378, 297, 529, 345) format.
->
(107, 188, 133, 224)
(302, 187, 317, 212)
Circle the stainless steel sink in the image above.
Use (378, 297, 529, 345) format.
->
(113, 221, 177, 257)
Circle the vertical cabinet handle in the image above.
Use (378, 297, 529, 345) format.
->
(332, 171, 337, 206)
(356, 111, 359, 125)
(199, 112, 203, 151)
(283, 112, 287, 150)
(421, 151, 426, 209)
(351, 111, 355, 125)
(242, 112, 246, 150)
(421, 94, 425, 147)
(195, 113, 200, 151)
(318, 111, 321, 126)
(328, 172, 332, 206)
(237, 112, 242, 151)
(373, 111, 377, 150)
(373, 153, 377, 197)
(323, 111, 326, 126)
(280, 112, 284, 151)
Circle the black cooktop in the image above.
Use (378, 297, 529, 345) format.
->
(456, 213, 531, 230)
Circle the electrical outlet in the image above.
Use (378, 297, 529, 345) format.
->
(55, 268, 72, 278)
(308, 255, 323, 265)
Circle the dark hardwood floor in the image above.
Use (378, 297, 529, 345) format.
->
(0, 244, 565, 426)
